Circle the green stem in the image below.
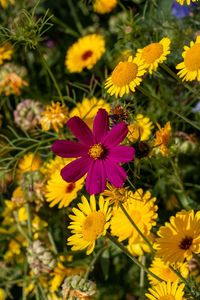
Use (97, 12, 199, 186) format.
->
(169, 265, 188, 286)
(48, 231, 58, 255)
(0, 277, 38, 286)
(120, 204, 155, 253)
(161, 63, 195, 94)
(169, 157, 192, 210)
(67, 0, 83, 36)
(26, 203, 32, 240)
(139, 256, 145, 300)
(37, 46, 64, 105)
(35, 284, 40, 300)
(84, 247, 104, 281)
(137, 86, 200, 131)
(15, 216, 31, 243)
(38, 282, 48, 300)
(106, 232, 162, 283)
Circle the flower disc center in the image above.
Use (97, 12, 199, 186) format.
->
(184, 43, 200, 71)
(142, 43, 163, 64)
(82, 50, 93, 61)
(89, 144, 105, 159)
(82, 211, 105, 241)
(111, 62, 138, 87)
(159, 296, 175, 300)
(179, 236, 193, 250)
(66, 183, 75, 193)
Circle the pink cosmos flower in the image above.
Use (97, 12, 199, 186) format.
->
(52, 109, 135, 195)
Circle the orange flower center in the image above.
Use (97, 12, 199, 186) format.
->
(82, 211, 105, 241)
(82, 50, 93, 61)
(66, 183, 75, 193)
(184, 43, 200, 71)
(142, 43, 163, 64)
(111, 62, 138, 87)
(89, 144, 105, 159)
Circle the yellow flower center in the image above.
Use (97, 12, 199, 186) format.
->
(142, 43, 163, 64)
(82, 50, 93, 61)
(89, 144, 105, 159)
(159, 296, 175, 300)
(82, 211, 106, 241)
(184, 43, 200, 71)
(111, 62, 138, 87)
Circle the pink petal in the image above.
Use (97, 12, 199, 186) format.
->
(104, 159, 127, 187)
(107, 145, 135, 163)
(93, 109, 109, 143)
(86, 160, 106, 195)
(52, 140, 89, 158)
(61, 156, 92, 182)
(102, 122, 128, 147)
(67, 116, 95, 145)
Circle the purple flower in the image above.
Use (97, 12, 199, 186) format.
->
(172, 1, 195, 19)
(52, 109, 135, 195)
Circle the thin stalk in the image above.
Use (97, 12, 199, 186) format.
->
(0, 277, 37, 286)
(48, 231, 58, 255)
(169, 157, 192, 210)
(38, 282, 48, 300)
(169, 266, 188, 286)
(137, 86, 200, 131)
(37, 46, 64, 105)
(15, 219, 31, 243)
(106, 232, 162, 282)
(161, 63, 195, 94)
(67, 0, 83, 35)
(26, 203, 32, 240)
(120, 204, 155, 253)
(84, 247, 104, 281)
(35, 284, 40, 300)
(22, 261, 28, 300)
(139, 256, 145, 300)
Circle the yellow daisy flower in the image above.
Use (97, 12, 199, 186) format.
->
(105, 55, 147, 98)
(0, 43, 13, 65)
(40, 101, 69, 133)
(17, 153, 42, 179)
(148, 257, 189, 286)
(155, 210, 200, 264)
(93, 0, 117, 14)
(176, 0, 198, 5)
(102, 183, 131, 208)
(145, 280, 185, 300)
(154, 121, 171, 156)
(0, 73, 28, 96)
(65, 34, 105, 73)
(69, 97, 110, 130)
(127, 114, 154, 142)
(0, 0, 14, 7)
(45, 161, 84, 208)
(110, 189, 158, 241)
(67, 195, 112, 255)
(176, 35, 200, 82)
(128, 232, 155, 256)
(136, 38, 171, 74)
(0, 289, 6, 300)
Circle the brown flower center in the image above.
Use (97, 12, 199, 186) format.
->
(66, 183, 75, 193)
(179, 236, 193, 250)
(82, 50, 93, 61)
